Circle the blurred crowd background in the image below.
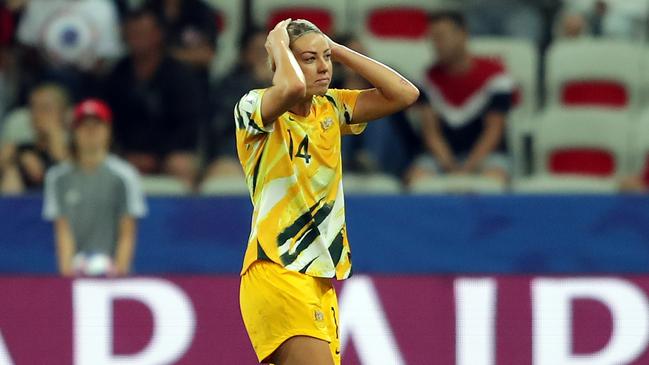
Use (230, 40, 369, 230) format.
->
(1, 0, 649, 196)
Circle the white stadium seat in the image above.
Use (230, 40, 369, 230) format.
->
(512, 175, 618, 194)
(545, 39, 643, 113)
(342, 173, 402, 195)
(199, 175, 249, 196)
(533, 109, 631, 178)
(141, 175, 190, 196)
(409, 175, 506, 194)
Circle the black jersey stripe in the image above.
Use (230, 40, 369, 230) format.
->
(276, 198, 324, 245)
(281, 228, 320, 265)
(280, 203, 333, 265)
(257, 240, 270, 261)
(248, 118, 266, 133)
(328, 229, 344, 266)
(251, 148, 264, 195)
(234, 101, 245, 129)
(325, 94, 338, 109)
(299, 256, 319, 274)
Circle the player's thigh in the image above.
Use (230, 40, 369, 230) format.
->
(271, 335, 335, 365)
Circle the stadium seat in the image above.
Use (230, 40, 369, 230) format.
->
(350, 0, 461, 82)
(342, 173, 402, 194)
(140, 175, 190, 196)
(512, 175, 618, 194)
(199, 175, 249, 196)
(409, 175, 507, 194)
(533, 109, 631, 178)
(545, 39, 643, 112)
(251, 0, 348, 35)
(204, 0, 244, 78)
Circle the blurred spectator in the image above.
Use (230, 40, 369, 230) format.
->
(204, 27, 271, 178)
(104, 7, 203, 186)
(557, 0, 648, 41)
(147, 0, 217, 84)
(43, 99, 146, 277)
(465, 0, 544, 44)
(334, 35, 412, 177)
(0, 83, 70, 194)
(407, 11, 514, 185)
(556, 11, 590, 39)
(14, 0, 123, 100)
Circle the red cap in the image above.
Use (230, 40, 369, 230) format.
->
(73, 99, 112, 128)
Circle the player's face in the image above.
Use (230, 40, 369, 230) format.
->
(429, 20, 467, 65)
(291, 33, 332, 97)
(74, 118, 111, 154)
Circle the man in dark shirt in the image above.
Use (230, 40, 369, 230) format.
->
(104, 7, 203, 187)
(148, 0, 217, 82)
(408, 11, 514, 186)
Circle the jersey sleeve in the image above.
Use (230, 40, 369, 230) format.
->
(118, 165, 147, 218)
(327, 89, 367, 136)
(234, 89, 273, 136)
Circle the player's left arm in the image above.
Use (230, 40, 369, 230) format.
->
(460, 111, 506, 173)
(329, 39, 419, 123)
(114, 216, 137, 276)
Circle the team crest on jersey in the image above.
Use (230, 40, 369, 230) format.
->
(321, 117, 333, 130)
(314, 309, 324, 322)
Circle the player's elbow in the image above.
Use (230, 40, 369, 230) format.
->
(401, 84, 420, 107)
(282, 80, 307, 101)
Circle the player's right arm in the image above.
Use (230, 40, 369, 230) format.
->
(419, 104, 457, 172)
(54, 218, 76, 277)
(260, 18, 306, 126)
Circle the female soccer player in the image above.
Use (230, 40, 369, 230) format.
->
(236, 19, 419, 365)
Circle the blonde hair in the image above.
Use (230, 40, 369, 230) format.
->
(287, 19, 322, 45)
(268, 19, 324, 72)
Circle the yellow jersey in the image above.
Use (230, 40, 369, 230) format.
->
(235, 88, 366, 280)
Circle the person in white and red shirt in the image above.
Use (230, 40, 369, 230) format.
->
(408, 11, 514, 186)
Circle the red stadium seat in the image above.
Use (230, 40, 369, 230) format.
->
(561, 81, 628, 108)
(549, 149, 616, 177)
(367, 7, 429, 39)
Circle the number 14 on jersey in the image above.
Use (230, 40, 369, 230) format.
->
(287, 129, 311, 164)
